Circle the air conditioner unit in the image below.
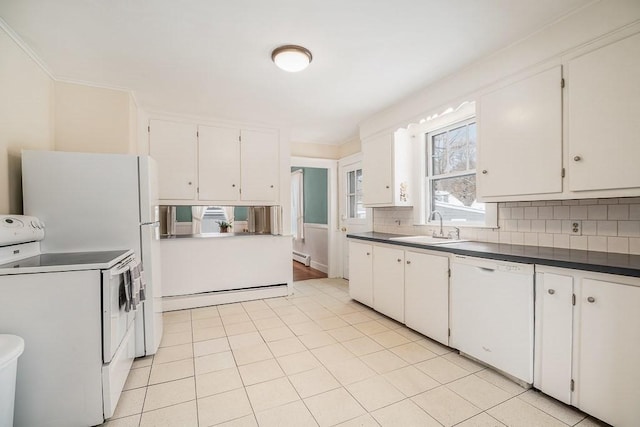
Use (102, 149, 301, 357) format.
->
(292, 251, 311, 266)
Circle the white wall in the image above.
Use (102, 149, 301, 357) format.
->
(293, 224, 329, 272)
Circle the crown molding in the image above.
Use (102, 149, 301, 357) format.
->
(0, 16, 54, 79)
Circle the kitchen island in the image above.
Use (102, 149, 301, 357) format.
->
(160, 232, 292, 310)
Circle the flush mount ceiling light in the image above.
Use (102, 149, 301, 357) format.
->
(271, 45, 313, 72)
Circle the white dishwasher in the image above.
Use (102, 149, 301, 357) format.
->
(450, 255, 534, 384)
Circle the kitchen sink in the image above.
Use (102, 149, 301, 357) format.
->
(389, 235, 469, 245)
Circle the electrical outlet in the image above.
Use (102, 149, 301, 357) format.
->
(572, 221, 582, 235)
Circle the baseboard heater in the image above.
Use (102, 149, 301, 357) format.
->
(292, 251, 311, 266)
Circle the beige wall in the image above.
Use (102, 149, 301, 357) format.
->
(0, 29, 54, 214)
(291, 141, 339, 159)
(338, 137, 361, 159)
(54, 81, 137, 154)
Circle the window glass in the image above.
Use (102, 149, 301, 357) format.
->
(347, 168, 365, 219)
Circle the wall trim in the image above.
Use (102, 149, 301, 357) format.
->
(304, 223, 328, 229)
(310, 260, 328, 274)
(0, 17, 54, 79)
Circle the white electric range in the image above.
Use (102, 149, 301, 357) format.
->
(0, 215, 138, 427)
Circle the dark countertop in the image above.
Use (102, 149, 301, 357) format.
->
(160, 232, 277, 240)
(347, 232, 640, 278)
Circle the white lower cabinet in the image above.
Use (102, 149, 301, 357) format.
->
(535, 267, 640, 427)
(404, 251, 449, 345)
(348, 241, 373, 307)
(372, 246, 405, 323)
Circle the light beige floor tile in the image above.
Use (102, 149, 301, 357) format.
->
(253, 316, 286, 330)
(265, 297, 292, 308)
(456, 412, 506, 426)
(222, 312, 252, 325)
(123, 366, 150, 390)
(394, 327, 426, 342)
(112, 388, 146, 419)
(242, 299, 270, 312)
(447, 375, 512, 410)
(311, 342, 356, 365)
(415, 357, 471, 384)
(298, 331, 337, 349)
(139, 400, 198, 427)
(198, 388, 253, 426)
(267, 336, 307, 357)
(153, 343, 193, 364)
(289, 321, 323, 336)
(334, 414, 379, 427)
(143, 377, 196, 412)
(193, 325, 227, 342)
(371, 399, 441, 427)
(192, 316, 223, 330)
(194, 351, 236, 375)
(574, 416, 613, 427)
(247, 308, 278, 321)
(474, 370, 528, 396)
(215, 414, 258, 426)
(218, 303, 246, 315)
(256, 400, 318, 427)
(353, 320, 390, 335)
(442, 352, 486, 373)
(369, 330, 411, 348)
(194, 337, 230, 357)
(325, 357, 377, 385)
(231, 342, 273, 366)
(389, 342, 438, 364)
(148, 358, 194, 385)
(383, 365, 440, 397)
(340, 311, 374, 325)
(276, 350, 322, 375)
(305, 307, 335, 320)
(245, 377, 300, 412)
(132, 355, 153, 369)
(196, 367, 243, 398)
(159, 331, 193, 347)
(238, 358, 284, 386)
(304, 388, 367, 427)
(346, 376, 405, 412)
(273, 305, 304, 316)
(376, 317, 404, 330)
(103, 414, 141, 427)
(360, 350, 409, 374)
(519, 389, 587, 425)
(224, 321, 258, 336)
(228, 331, 264, 349)
(415, 337, 452, 355)
(259, 326, 295, 342)
(288, 366, 341, 398)
(487, 397, 569, 427)
(314, 315, 349, 331)
(191, 305, 220, 320)
(163, 320, 192, 334)
(163, 310, 191, 324)
(412, 386, 481, 426)
(342, 336, 385, 356)
(279, 312, 312, 324)
(327, 325, 365, 342)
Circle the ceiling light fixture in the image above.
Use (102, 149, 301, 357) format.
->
(271, 45, 313, 72)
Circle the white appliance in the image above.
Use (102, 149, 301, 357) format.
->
(0, 215, 136, 426)
(21, 150, 163, 357)
(449, 255, 535, 384)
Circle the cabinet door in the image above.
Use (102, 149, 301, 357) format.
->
(567, 33, 640, 192)
(373, 246, 404, 322)
(477, 66, 562, 198)
(534, 272, 573, 404)
(362, 133, 393, 205)
(404, 251, 449, 345)
(198, 125, 241, 201)
(348, 241, 373, 307)
(241, 130, 280, 202)
(149, 120, 197, 200)
(575, 278, 640, 426)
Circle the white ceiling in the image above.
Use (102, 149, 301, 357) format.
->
(1, 0, 590, 145)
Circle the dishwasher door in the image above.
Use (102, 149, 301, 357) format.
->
(450, 255, 534, 384)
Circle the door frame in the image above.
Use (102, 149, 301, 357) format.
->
(290, 156, 339, 278)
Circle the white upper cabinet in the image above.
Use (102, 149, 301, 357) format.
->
(149, 120, 198, 200)
(198, 125, 241, 201)
(566, 32, 640, 193)
(362, 129, 412, 207)
(240, 129, 280, 202)
(477, 66, 563, 200)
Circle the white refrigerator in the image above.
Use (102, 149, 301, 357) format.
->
(21, 150, 163, 357)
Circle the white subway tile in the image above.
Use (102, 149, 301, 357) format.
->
(587, 205, 608, 220)
(531, 220, 546, 233)
(524, 207, 538, 219)
(497, 202, 508, 207)
(630, 238, 640, 255)
(587, 236, 608, 252)
(476, 229, 489, 242)
(596, 221, 617, 236)
(505, 202, 518, 207)
(579, 199, 595, 205)
(569, 206, 588, 220)
(607, 237, 629, 254)
(561, 220, 576, 235)
(538, 234, 554, 248)
(582, 220, 597, 236)
(504, 220, 518, 232)
(524, 233, 538, 246)
(618, 221, 640, 237)
(538, 207, 554, 219)
(499, 207, 511, 220)
(608, 205, 629, 220)
(517, 202, 532, 207)
(553, 206, 571, 219)
(546, 201, 562, 206)
(511, 207, 524, 219)
(553, 234, 570, 249)
(499, 232, 511, 244)
(599, 198, 618, 204)
(570, 236, 588, 250)
(511, 232, 524, 245)
(531, 201, 547, 207)
(621, 197, 640, 204)
(487, 231, 500, 243)
(546, 220, 562, 234)
(517, 220, 531, 232)
(630, 205, 640, 220)
(562, 200, 580, 206)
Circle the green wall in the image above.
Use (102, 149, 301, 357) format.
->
(291, 167, 328, 225)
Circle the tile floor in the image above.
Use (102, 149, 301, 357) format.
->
(102, 278, 610, 427)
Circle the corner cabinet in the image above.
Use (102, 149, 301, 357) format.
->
(150, 120, 281, 204)
(535, 266, 640, 427)
(362, 129, 412, 207)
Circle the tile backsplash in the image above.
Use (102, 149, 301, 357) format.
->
(372, 197, 640, 255)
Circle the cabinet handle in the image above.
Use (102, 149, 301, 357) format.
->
(232, 184, 236, 187)
(587, 296, 595, 303)
(406, 260, 411, 265)
(482, 170, 488, 174)
(548, 289, 555, 295)
(397, 258, 402, 262)
(270, 185, 274, 188)
(188, 181, 192, 185)
(366, 252, 370, 256)
(573, 155, 582, 162)
(386, 185, 390, 189)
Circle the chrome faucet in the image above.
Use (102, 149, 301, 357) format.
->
(431, 211, 444, 238)
(449, 227, 461, 240)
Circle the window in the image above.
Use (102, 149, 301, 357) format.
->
(346, 168, 365, 219)
(425, 118, 487, 225)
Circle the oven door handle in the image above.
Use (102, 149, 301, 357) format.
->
(110, 258, 136, 277)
